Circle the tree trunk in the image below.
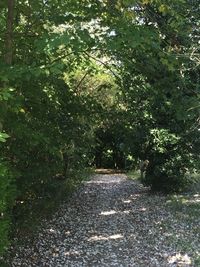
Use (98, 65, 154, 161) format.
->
(5, 0, 15, 65)
(0, 0, 15, 132)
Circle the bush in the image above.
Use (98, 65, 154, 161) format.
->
(144, 156, 189, 193)
(0, 161, 16, 255)
(185, 172, 200, 193)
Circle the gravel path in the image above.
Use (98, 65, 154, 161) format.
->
(9, 173, 198, 266)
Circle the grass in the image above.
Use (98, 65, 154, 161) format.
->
(165, 178, 200, 266)
(127, 169, 200, 265)
(165, 172, 199, 265)
(166, 195, 200, 219)
(126, 169, 141, 181)
(0, 261, 9, 267)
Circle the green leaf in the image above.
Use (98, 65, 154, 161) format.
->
(0, 132, 9, 143)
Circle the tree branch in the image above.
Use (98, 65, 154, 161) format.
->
(83, 52, 120, 79)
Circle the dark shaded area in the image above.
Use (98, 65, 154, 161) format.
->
(94, 126, 126, 170)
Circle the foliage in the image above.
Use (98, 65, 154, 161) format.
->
(12, 168, 93, 240)
(0, 0, 104, 255)
(0, 0, 199, 257)
(0, 161, 16, 255)
(101, 0, 200, 192)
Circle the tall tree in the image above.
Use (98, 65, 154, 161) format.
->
(5, 0, 15, 65)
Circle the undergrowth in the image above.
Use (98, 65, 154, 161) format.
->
(1, 168, 93, 266)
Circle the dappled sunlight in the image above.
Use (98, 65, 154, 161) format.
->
(2, 0, 199, 264)
(85, 174, 127, 185)
(47, 228, 71, 236)
(121, 194, 142, 204)
(123, 199, 131, 203)
(184, 194, 200, 204)
(100, 209, 131, 216)
(64, 250, 80, 256)
(95, 169, 123, 174)
(47, 228, 61, 235)
(129, 194, 143, 201)
(86, 180, 122, 184)
(167, 253, 192, 265)
(8, 173, 199, 266)
(100, 210, 117, 215)
(166, 193, 200, 207)
(123, 210, 131, 214)
(139, 207, 147, 212)
(88, 234, 123, 242)
(65, 231, 71, 235)
(48, 228, 56, 233)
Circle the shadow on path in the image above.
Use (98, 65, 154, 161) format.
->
(9, 173, 197, 267)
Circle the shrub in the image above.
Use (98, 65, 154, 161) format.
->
(0, 161, 16, 255)
(144, 156, 190, 193)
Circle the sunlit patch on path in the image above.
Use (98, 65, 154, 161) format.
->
(8, 173, 199, 266)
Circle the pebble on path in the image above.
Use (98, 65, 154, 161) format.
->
(6, 173, 199, 267)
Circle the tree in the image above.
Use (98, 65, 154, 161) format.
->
(0, 0, 199, 257)
(100, 0, 200, 191)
